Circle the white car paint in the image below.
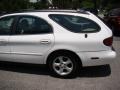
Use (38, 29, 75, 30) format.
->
(0, 10, 116, 67)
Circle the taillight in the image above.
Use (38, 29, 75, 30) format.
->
(103, 36, 113, 46)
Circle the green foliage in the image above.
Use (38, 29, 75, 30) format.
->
(52, 0, 98, 9)
(52, 0, 72, 9)
(0, 0, 119, 12)
(101, 0, 120, 11)
(81, 0, 94, 8)
(34, 1, 48, 9)
(0, 0, 29, 12)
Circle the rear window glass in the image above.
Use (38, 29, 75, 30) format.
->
(49, 14, 100, 33)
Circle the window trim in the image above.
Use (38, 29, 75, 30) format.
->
(12, 15, 53, 35)
(49, 14, 101, 33)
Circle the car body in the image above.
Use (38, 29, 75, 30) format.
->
(0, 10, 116, 77)
(104, 8, 120, 35)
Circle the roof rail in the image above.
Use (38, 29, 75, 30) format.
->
(0, 9, 89, 15)
(21, 9, 89, 14)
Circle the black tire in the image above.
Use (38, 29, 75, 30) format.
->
(48, 52, 80, 78)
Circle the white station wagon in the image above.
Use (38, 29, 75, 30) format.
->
(0, 10, 116, 77)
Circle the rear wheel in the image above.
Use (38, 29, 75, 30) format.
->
(48, 52, 80, 78)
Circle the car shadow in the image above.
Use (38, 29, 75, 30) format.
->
(0, 61, 111, 78)
(0, 61, 49, 75)
(78, 65, 111, 78)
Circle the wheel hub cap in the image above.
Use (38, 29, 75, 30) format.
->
(53, 56, 73, 76)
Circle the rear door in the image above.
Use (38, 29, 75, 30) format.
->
(9, 15, 54, 63)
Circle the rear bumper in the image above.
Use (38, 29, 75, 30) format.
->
(76, 50, 116, 67)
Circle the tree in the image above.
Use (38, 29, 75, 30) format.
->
(0, 0, 29, 12)
(52, 0, 73, 9)
(100, 0, 120, 10)
(33, 0, 49, 9)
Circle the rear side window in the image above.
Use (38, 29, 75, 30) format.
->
(49, 14, 100, 33)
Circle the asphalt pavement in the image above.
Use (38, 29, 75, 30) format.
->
(0, 36, 120, 90)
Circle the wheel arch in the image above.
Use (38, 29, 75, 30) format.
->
(46, 49, 82, 67)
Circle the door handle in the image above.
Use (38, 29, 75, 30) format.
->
(85, 34, 88, 38)
(40, 39, 51, 44)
